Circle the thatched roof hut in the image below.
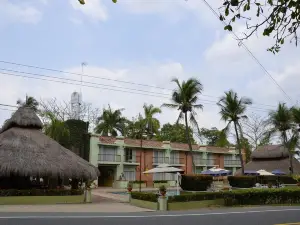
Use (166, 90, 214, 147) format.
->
(0, 107, 99, 180)
(236, 145, 300, 175)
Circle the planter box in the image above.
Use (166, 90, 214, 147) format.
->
(113, 180, 128, 189)
(168, 180, 176, 187)
(153, 182, 169, 188)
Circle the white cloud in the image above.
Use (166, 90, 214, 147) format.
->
(0, 1, 42, 25)
(69, 0, 108, 22)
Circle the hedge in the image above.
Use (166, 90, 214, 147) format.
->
(168, 192, 224, 203)
(129, 180, 146, 184)
(131, 192, 157, 202)
(0, 189, 83, 197)
(228, 175, 297, 188)
(224, 188, 300, 206)
(153, 180, 168, 184)
(180, 175, 213, 191)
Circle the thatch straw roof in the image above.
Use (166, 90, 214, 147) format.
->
(251, 145, 289, 159)
(0, 107, 99, 180)
(235, 157, 300, 175)
(235, 145, 300, 175)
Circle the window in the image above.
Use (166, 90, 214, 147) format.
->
(224, 155, 233, 166)
(99, 146, 117, 161)
(153, 151, 165, 164)
(170, 151, 179, 164)
(207, 154, 215, 166)
(124, 170, 136, 181)
(125, 148, 133, 162)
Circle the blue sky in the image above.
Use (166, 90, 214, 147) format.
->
(0, 0, 300, 142)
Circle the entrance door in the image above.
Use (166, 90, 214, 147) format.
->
(98, 166, 116, 187)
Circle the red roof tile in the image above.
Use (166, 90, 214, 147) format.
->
(99, 136, 116, 144)
(170, 143, 198, 151)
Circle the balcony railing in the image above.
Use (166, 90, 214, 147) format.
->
(153, 156, 169, 164)
(170, 157, 184, 165)
(194, 159, 207, 165)
(224, 160, 241, 166)
(98, 154, 121, 162)
(124, 156, 138, 163)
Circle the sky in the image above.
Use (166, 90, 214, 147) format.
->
(0, 0, 300, 139)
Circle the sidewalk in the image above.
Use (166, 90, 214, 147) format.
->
(0, 203, 153, 212)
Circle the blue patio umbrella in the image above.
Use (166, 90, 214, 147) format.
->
(244, 170, 259, 175)
(272, 169, 286, 175)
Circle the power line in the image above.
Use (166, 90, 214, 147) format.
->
(0, 67, 277, 109)
(0, 71, 273, 113)
(200, 0, 293, 103)
(0, 60, 278, 108)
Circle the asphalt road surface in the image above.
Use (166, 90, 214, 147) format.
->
(1, 206, 300, 225)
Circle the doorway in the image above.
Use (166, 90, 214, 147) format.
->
(98, 166, 116, 187)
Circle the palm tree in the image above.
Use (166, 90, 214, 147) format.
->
(217, 90, 252, 175)
(95, 105, 126, 136)
(142, 104, 161, 139)
(268, 103, 294, 173)
(162, 78, 203, 173)
(44, 112, 70, 148)
(17, 95, 39, 112)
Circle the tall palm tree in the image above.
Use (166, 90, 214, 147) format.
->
(162, 78, 203, 173)
(95, 105, 126, 136)
(44, 112, 70, 148)
(142, 104, 161, 139)
(268, 103, 294, 173)
(217, 90, 252, 175)
(17, 95, 39, 112)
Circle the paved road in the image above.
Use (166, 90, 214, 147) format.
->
(0, 206, 300, 225)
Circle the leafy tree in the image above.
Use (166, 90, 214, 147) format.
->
(220, 0, 300, 53)
(124, 114, 147, 139)
(95, 105, 127, 136)
(198, 127, 230, 147)
(43, 112, 70, 148)
(142, 104, 161, 139)
(268, 103, 295, 173)
(217, 90, 252, 175)
(156, 123, 195, 144)
(162, 78, 203, 173)
(240, 137, 252, 163)
(16, 95, 39, 112)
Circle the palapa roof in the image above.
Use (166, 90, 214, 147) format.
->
(0, 107, 99, 180)
(236, 145, 300, 175)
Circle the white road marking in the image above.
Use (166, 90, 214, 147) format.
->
(0, 208, 300, 219)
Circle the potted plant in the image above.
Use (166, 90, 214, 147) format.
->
(127, 183, 133, 192)
(159, 185, 167, 196)
(83, 180, 93, 203)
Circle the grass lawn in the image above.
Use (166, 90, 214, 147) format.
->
(0, 195, 84, 205)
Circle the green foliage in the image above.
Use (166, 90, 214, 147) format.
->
(220, 0, 300, 53)
(228, 176, 257, 188)
(217, 90, 252, 174)
(168, 192, 224, 203)
(159, 185, 166, 192)
(223, 188, 300, 206)
(142, 104, 161, 139)
(131, 192, 158, 202)
(95, 105, 127, 136)
(16, 95, 39, 112)
(0, 189, 83, 196)
(199, 127, 230, 147)
(129, 180, 146, 184)
(180, 175, 213, 191)
(153, 180, 168, 184)
(43, 112, 70, 148)
(156, 123, 195, 144)
(124, 114, 146, 139)
(240, 137, 251, 163)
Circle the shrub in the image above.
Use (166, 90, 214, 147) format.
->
(129, 180, 146, 184)
(278, 175, 297, 184)
(153, 180, 168, 184)
(0, 189, 83, 197)
(223, 188, 300, 206)
(180, 175, 213, 191)
(131, 192, 158, 202)
(228, 176, 256, 188)
(168, 191, 225, 203)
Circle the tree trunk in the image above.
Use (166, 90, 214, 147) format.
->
(184, 112, 195, 174)
(283, 132, 294, 174)
(234, 122, 245, 175)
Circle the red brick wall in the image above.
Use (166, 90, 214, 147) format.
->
(135, 149, 154, 187)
